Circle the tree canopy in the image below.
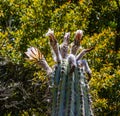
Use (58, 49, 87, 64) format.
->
(0, 0, 120, 115)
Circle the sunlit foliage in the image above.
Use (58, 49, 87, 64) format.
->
(0, 0, 120, 115)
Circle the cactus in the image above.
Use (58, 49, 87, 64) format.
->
(50, 61, 93, 116)
(25, 29, 94, 116)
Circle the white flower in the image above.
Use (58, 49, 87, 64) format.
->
(64, 32, 70, 42)
(46, 28, 54, 37)
(67, 54, 77, 67)
(25, 47, 43, 61)
(74, 30, 83, 41)
(75, 30, 83, 38)
(25, 47, 52, 75)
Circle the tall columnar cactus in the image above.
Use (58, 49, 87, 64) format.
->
(25, 29, 94, 116)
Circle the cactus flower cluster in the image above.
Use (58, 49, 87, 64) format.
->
(25, 29, 94, 116)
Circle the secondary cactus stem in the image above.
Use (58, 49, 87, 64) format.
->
(71, 30, 83, 55)
(46, 29, 62, 63)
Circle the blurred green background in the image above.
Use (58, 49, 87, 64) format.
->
(0, 0, 120, 115)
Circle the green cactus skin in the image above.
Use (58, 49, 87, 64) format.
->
(51, 64, 61, 116)
(51, 61, 93, 116)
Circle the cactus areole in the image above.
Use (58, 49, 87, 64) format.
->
(25, 29, 94, 116)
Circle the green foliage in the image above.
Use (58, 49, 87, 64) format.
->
(0, 0, 120, 115)
(50, 2, 92, 42)
(0, 58, 50, 116)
